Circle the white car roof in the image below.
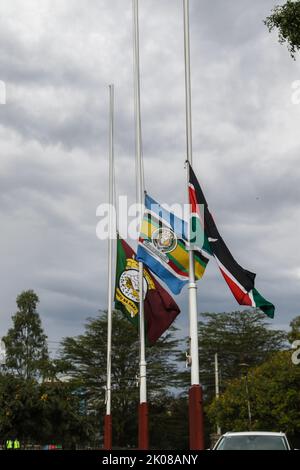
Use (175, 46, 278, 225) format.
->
(223, 432, 286, 437)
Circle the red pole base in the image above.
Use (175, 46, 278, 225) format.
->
(189, 384, 205, 450)
(103, 414, 112, 450)
(138, 402, 149, 450)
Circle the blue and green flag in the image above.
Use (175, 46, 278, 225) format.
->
(136, 194, 210, 295)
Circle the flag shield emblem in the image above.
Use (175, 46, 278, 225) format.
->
(119, 270, 148, 303)
(116, 256, 154, 318)
(152, 228, 177, 254)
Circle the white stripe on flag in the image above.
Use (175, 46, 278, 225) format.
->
(138, 241, 188, 281)
(214, 255, 248, 295)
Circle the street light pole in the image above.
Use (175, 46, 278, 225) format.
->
(214, 353, 221, 435)
(244, 370, 252, 430)
(240, 363, 252, 430)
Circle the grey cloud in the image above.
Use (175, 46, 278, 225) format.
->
(0, 0, 299, 344)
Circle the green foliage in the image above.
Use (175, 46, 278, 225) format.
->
(179, 310, 286, 400)
(207, 351, 300, 436)
(288, 316, 300, 343)
(2, 291, 49, 380)
(264, 1, 300, 59)
(2, 289, 297, 449)
(0, 373, 93, 447)
(0, 374, 40, 442)
(149, 395, 189, 450)
(60, 310, 184, 448)
(37, 380, 94, 448)
(0, 290, 93, 448)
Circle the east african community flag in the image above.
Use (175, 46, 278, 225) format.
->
(136, 194, 210, 295)
(188, 163, 275, 318)
(115, 237, 180, 344)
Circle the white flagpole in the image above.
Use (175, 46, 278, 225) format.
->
(183, 0, 205, 450)
(133, 0, 148, 450)
(104, 84, 115, 450)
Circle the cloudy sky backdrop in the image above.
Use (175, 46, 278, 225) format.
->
(0, 0, 299, 354)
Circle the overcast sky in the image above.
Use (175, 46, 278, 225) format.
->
(0, 0, 299, 354)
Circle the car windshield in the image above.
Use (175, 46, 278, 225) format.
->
(216, 435, 288, 450)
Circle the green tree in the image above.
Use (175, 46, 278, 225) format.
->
(207, 351, 300, 439)
(0, 374, 40, 444)
(37, 379, 94, 448)
(0, 373, 93, 448)
(60, 310, 183, 448)
(180, 310, 286, 400)
(149, 394, 189, 450)
(264, 1, 300, 59)
(288, 316, 300, 343)
(2, 291, 49, 380)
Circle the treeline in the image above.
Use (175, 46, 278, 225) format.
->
(0, 290, 299, 449)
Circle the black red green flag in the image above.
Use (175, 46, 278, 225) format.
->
(188, 163, 275, 318)
(114, 236, 180, 344)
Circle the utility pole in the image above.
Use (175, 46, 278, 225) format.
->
(214, 353, 221, 435)
(240, 363, 252, 430)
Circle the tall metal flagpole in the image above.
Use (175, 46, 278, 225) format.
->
(104, 84, 115, 450)
(133, 0, 149, 450)
(183, 0, 205, 450)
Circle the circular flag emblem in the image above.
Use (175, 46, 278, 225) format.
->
(152, 227, 177, 254)
(119, 269, 148, 302)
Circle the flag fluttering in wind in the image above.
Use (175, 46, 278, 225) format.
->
(188, 163, 275, 318)
(115, 236, 180, 344)
(136, 194, 210, 294)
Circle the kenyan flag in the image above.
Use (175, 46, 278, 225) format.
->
(115, 237, 180, 344)
(188, 164, 275, 318)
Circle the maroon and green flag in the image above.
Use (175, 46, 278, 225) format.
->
(188, 163, 275, 318)
(115, 236, 180, 344)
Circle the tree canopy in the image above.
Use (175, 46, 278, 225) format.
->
(1, 290, 298, 449)
(207, 351, 300, 439)
(264, 1, 300, 59)
(59, 310, 184, 448)
(2, 291, 49, 380)
(0, 372, 93, 448)
(179, 310, 286, 400)
(288, 315, 300, 343)
(0, 291, 94, 448)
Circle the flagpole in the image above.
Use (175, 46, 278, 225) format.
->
(133, 0, 149, 450)
(103, 84, 115, 450)
(183, 0, 205, 450)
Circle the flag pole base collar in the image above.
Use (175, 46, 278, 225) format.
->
(189, 384, 205, 450)
(138, 402, 149, 450)
(103, 414, 112, 450)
